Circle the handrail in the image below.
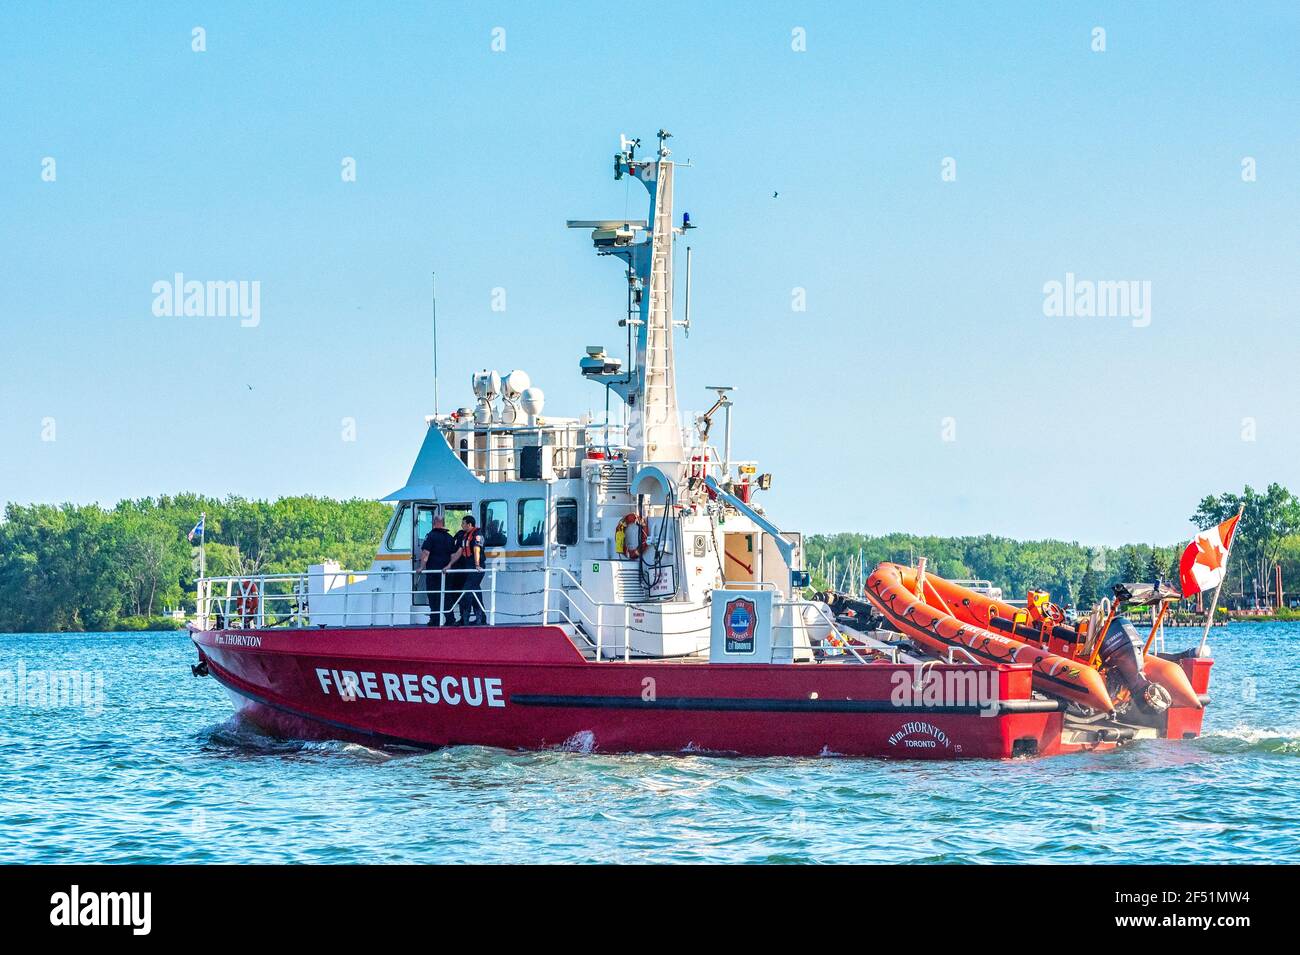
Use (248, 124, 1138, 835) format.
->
(196, 562, 881, 666)
(435, 417, 759, 485)
(780, 596, 873, 665)
(947, 646, 980, 665)
(197, 567, 499, 628)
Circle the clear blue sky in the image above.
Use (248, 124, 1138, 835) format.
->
(2, 2, 1296, 544)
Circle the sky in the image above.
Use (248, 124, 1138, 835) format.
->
(1, 1, 1296, 545)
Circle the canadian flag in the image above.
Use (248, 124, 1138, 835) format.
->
(1178, 513, 1241, 597)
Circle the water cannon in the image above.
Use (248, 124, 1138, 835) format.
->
(696, 386, 733, 443)
(696, 385, 735, 476)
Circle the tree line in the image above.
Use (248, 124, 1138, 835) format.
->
(1, 483, 1296, 632)
(0, 494, 390, 632)
(807, 483, 1300, 611)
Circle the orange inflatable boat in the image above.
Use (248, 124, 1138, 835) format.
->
(865, 563, 1201, 717)
(918, 570, 1201, 711)
(865, 563, 1114, 713)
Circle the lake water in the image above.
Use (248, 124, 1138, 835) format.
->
(2, 625, 1297, 864)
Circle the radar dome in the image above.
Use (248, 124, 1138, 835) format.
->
(520, 387, 545, 418)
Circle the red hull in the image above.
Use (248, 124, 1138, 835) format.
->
(191, 625, 1155, 759)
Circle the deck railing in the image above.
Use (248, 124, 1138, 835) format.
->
(438, 421, 755, 490)
(197, 567, 502, 630)
(196, 563, 875, 664)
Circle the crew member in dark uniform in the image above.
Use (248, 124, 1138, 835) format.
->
(451, 515, 486, 625)
(417, 515, 458, 626)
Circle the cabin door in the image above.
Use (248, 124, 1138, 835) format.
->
(411, 503, 438, 606)
(723, 532, 758, 586)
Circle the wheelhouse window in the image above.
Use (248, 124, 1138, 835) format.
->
(481, 500, 507, 547)
(441, 503, 472, 530)
(518, 498, 545, 546)
(414, 505, 436, 545)
(385, 504, 412, 552)
(556, 499, 578, 546)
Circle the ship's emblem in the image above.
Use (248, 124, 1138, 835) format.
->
(724, 597, 757, 653)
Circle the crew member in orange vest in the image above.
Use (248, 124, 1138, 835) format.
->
(451, 515, 486, 625)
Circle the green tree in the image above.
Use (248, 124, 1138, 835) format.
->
(0, 494, 392, 632)
(1119, 547, 1143, 584)
(1193, 483, 1300, 602)
(111, 512, 189, 617)
(1077, 562, 1099, 609)
(1145, 546, 1163, 584)
(0, 503, 126, 631)
(1166, 548, 1182, 586)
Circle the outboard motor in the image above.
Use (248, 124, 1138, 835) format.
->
(816, 591, 885, 633)
(1099, 616, 1172, 714)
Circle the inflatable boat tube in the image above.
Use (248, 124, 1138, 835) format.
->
(865, 563, 1114, 714)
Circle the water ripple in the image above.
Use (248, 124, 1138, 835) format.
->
(2, 626, 1299, 863)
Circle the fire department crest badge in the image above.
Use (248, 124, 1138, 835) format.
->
(724, 597, 757, 653)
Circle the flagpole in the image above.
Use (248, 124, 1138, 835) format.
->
(199, 512, 206, 581)
(1197, 504, 1244, 656)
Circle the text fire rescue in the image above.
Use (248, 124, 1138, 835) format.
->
(316, 669, 505, 708)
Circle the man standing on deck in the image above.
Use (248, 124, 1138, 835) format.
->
(451, 515, 487, 625)
(417, 516, 458, 626)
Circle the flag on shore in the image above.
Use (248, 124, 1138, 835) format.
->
(1178, 513, 1241, 597)
(187, 515, 205, 543)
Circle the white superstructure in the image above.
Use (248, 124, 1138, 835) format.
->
(198, 132, 840, 663)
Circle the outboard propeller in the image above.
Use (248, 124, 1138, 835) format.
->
(1142, 682, 1172, 712)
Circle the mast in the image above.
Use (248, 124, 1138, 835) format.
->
(570, 130, 690, 467)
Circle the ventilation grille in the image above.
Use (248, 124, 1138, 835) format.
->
(613, 563, 648, 602)
(600, 462, 630, 494)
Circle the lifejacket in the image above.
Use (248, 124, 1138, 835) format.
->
(459, 530, 483, 565)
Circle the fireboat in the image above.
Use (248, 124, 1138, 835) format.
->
(189, 131, 1211, 759)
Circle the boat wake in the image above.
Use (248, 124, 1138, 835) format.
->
(1199, 724, 1300, 757)
(198, 714, 402, 762)
(557, 730, 597, 754)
